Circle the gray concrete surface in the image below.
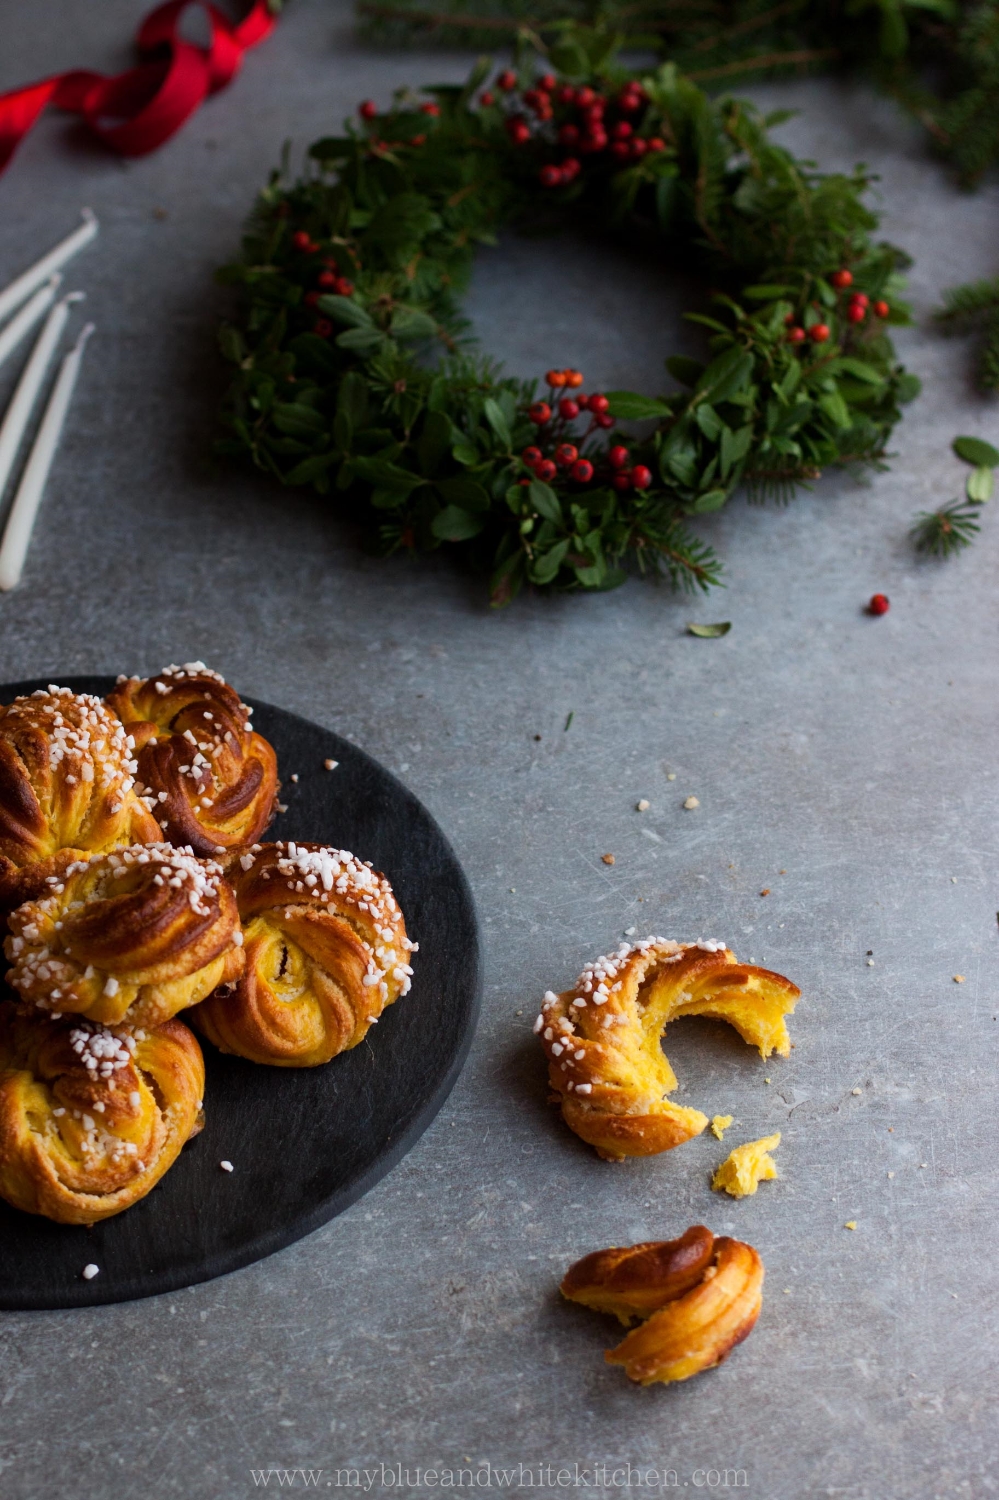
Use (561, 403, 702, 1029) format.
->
(1, 3, 998, 1497)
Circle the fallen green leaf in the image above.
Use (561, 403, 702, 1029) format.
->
(687, 621, 732, 637)
(953, 435, 999, 468)
(966, 465, 993, 502)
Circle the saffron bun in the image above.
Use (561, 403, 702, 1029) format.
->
(3, 844, 244, 1029)
(105, 662, 279, 859)
(0, 686, 161, 921)
(0, 1008, 205, 1225)
(192, 841, 417, 1067)
(536, 937, 799, 1160)
(561, 1226, 764, 1385)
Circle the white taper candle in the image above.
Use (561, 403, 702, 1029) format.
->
(0, 291, 84, 511)
(0, 322, 94, 591)
(0, 274, 62, 375)
(0, 209, 98, 327)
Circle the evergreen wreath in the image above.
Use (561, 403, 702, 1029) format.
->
(216, 29, 919, 604)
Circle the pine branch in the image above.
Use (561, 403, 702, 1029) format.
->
(911, 501, 981, 557)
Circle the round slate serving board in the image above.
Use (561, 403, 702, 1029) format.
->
(0, 677, 480, 1311)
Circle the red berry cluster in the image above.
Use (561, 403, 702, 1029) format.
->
(494, 70, 666, 188)
(294, 247, 357, 336)
(521, 371, 652, 491)
(785, 268, 891, 347)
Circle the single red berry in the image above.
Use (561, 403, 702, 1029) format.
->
(584, 104, 605, 126)
(630, 464, 653, 490)
(588, 393, 610, 414)
(612, 472, 633, 492)
(480, 91, 494, 107)
(611, 142, 630, 161)
(630, 138, 647, 158)
(609, 445, 630, 469)
(529, 401, 552, 425)
(596, 412, 615, 429)
(561, 157, 581, 180)
(558, 86, 576, 105)
(534, 459, 557, 482)
(575, 87, 595, 108)
(809, 323, 830, 343)
(611, 120, 633, 140)
(292, 230, 313, 251)
(323, 256, 339, 270)
(539, 165, 562, 188)
(314, 320, 333, 338)
(498, 70, 517, 91)
(787, 326, 806, 344)
(540, 73, 557, 92)
(304, 290, 321, 308)
(518, 477, 531, 487)
(783, 311, 796, 325)
(830, 269, 853, 288)
(317, 269, 337, 289)
(846, 303, 866, 323)
(508, 120, 531, 146)
(335, 278, 355, 296)
(570, 458, 594, 483)
(873, 299, 890, 318)
(359, 101, 377, 120)
(648, 137, 665, 152)
(559, 398, 580, 420)
(546, 369, 567, 388)
(582, 131, 608, 153)
(559, 123, 580, 147)
(523, 89, 542, 110)
(410, 134, 426, 147)
(564, 370, 584, 389)
(850, 292, 869, 308)
(617, 92, 641, 115)
(522, 446, 542, 466)
(555, 443, 579, 466)
(420, 101, 441, 116)
(868, 593, 890, 616)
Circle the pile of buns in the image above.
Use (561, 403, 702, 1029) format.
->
(0, 664, 415, 1226)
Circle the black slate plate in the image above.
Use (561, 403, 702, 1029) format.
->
(0, 677, 480, 1311)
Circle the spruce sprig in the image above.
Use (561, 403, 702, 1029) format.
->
(215, 31, 918, 603)
(911, 502, 981, 555)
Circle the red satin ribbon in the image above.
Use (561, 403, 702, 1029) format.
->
(0, 1, 277, 176)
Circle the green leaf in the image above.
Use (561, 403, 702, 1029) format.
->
(688, 489, 728, 514)
(896, 373, 921, 403)
(317, 295, 374, 329)
(530, 539, 570, 584)
(686, 621, 731, 637)
(336, 327, 386, 356)
(953, 435, 999, 468)
(695, 404, 722, 441)
(655, 172, 677, 228)
(337, 371, 369, 428)
(836, 358, 885, 385)
(605, 391, 671, 421)
(549, 39, 589, 77)
(431, 505, 486, 541)
(665, 356, 704, 388)
(451, 439, 479, 466)
(271, 403, 327, 437)
(352, 456, 423, 494)
(333, 411, 352, 451)
(528, 480, 562, 524)
(483, 397, 512, 450)
(284, 454, 336, 485)
(966, 465, 993, 502)
(218, 325, 247, 364)
(436, 475, 491, 511)
(818, 391, 852, 429)
(743, 284, 797, 300)
(720, 423, 753, 477)
(418, 410, 451, 476)
(696, 347, 754, 404)
(308, 136, 353, 162)
(390, 306, 438, 340)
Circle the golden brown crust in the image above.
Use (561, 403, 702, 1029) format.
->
(191, 841, 416, 1066)
(0, 687, 161, 920)
(3, 844, 244, 1028)
(536, 937, 800, 1161)
(105, 662, 279, 859)
(562, 1227, 764, 1385)
(0, 1007, 205, 1225)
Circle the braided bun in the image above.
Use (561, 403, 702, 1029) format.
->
(562, 1226, 764, 1385)
(0, 686, 160, 919)
(537, 937, 799, 1160)
(4, 844, 244, 1028)
(106, 662, 279, 858)
(0, 1008, 204, 1224)
(193, 841, 416, 1066)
